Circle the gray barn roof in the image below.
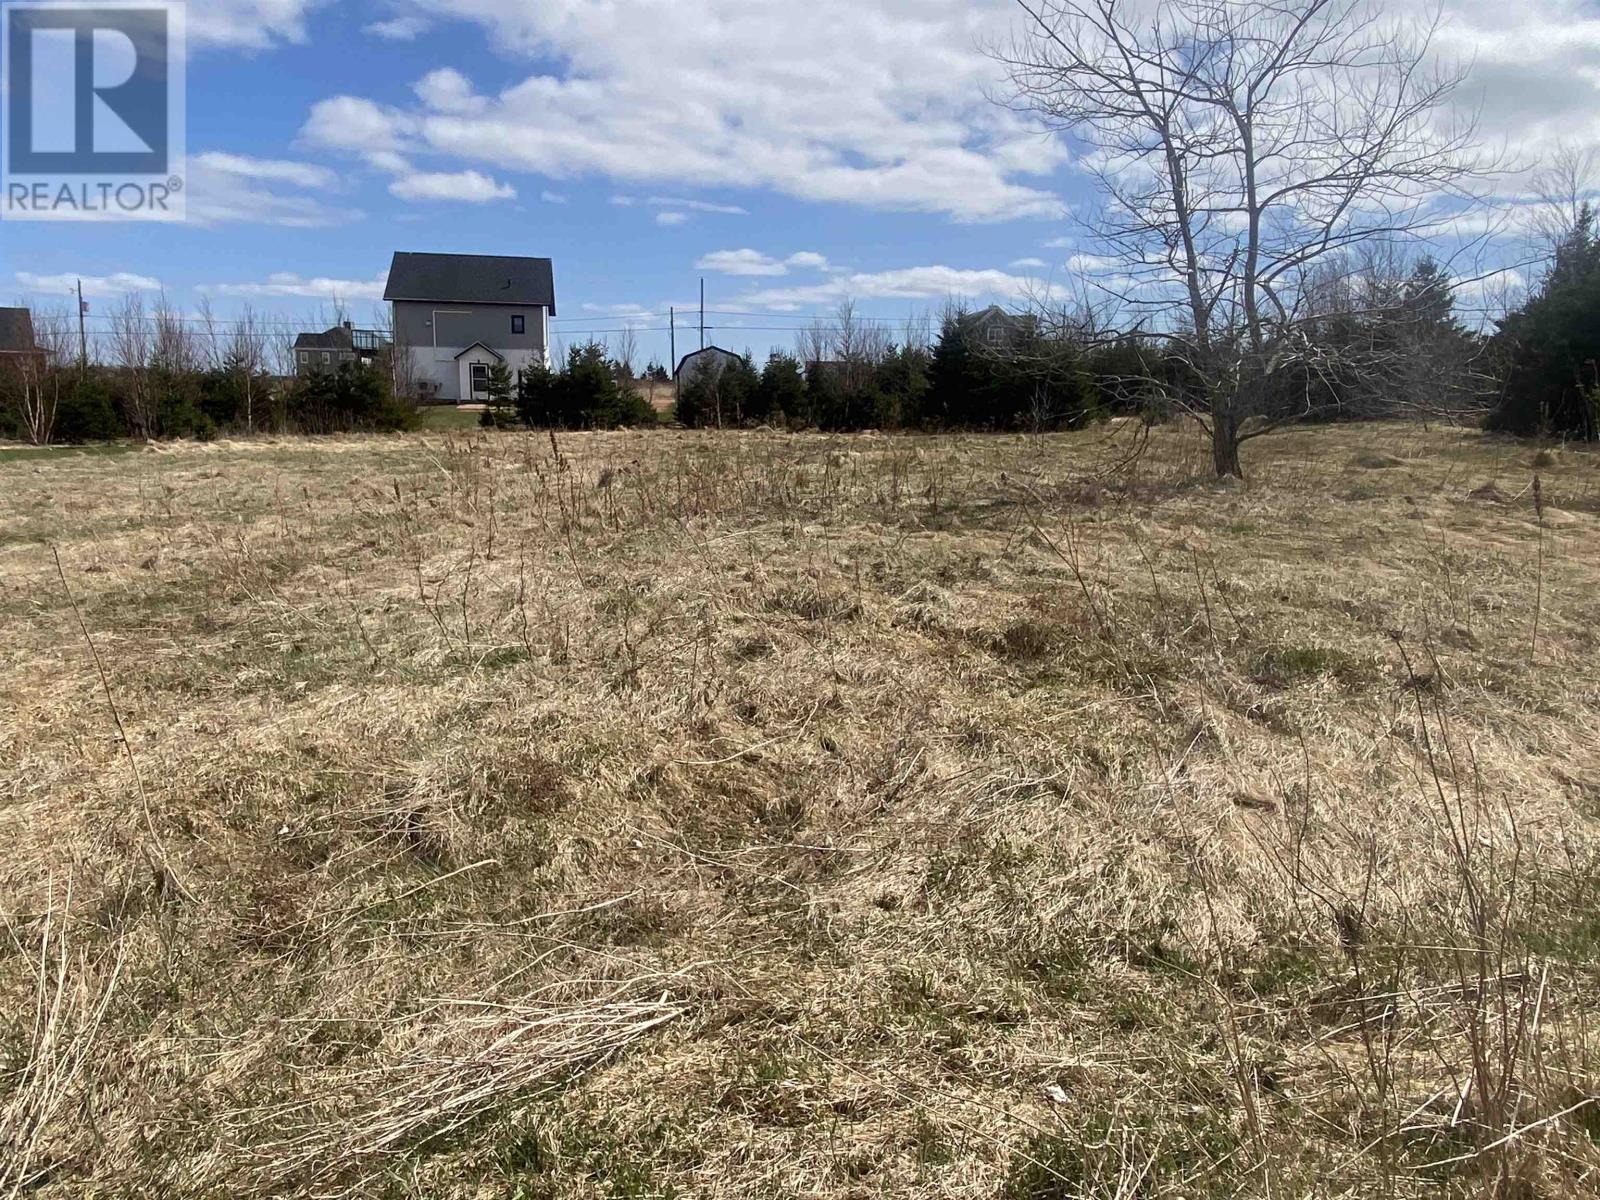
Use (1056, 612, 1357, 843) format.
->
(0, 307, 37, 354)
(383, 253, 557, 314)
(675, 346, 742, 379)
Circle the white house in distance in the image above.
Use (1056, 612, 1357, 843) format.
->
(383, 252, 556, 404)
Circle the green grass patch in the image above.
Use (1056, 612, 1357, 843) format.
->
(1004, 1108, 1239, 1198)
(414, 406, 485, 432)
(0, 441, 143, 464)
(1250, 643, 1375, 689)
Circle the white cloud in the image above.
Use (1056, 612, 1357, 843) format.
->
(740, 264, 1034, 309)
(389, 169, 515, 203)
(697, 249, 789, 277)
(202, 271, 390, 301)
(186, 155, 354, 227)
(17, 272, 161, 299)
(614, 194, 748, 217)
(301, 0, 1066, 222)
(188, 0, 325, 49)
(194, 151, 337, 190)
(655, 212, 689, 227)
(541, 190, 569, 204)
(414, 68, 487, 115)
(302, 96, 414, 154)
(365, 150, 412, 175)
(645, 196, 748, 216)
(697, 249, 835, 276)
(581, 302, 656, 316)
(1010, 257, 1048, 269)
(365, 15, 430, 40)
(1064, 253, 1121, 274)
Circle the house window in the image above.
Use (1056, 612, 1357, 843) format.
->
(986, 326, 1005, 345)
(471, 363, 490, 394)
(321, 351, 331, 363)
(511, 315, 526, 335)
(298, 351, 308, 364)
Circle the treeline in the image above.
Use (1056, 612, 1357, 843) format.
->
(11, 229, 1600, 445)
(1489, 204, 1600, 440)
(0, 297, 410, 443)
(667, 280, 1481, 434)
(670, 304, 1143, 433)
(0, 361, 412, 443)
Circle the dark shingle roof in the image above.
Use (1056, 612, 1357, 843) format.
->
(293, 325, 354, 351)
(383, 253, 557, 314)
(0, 308, 36, 354)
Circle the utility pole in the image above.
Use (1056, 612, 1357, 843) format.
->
(699, 278, 705, 350)
(670, 307, 678, 408)
(76, 279, 88, 375)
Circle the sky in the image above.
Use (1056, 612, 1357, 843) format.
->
(5, 0, 1600, 368)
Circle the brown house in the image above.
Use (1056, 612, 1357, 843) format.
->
(0, 308, 44, 372)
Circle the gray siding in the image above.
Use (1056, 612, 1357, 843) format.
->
(393, 300, 550, 402)
(393, 301, 547, 359)
(295, 347, 356, 377)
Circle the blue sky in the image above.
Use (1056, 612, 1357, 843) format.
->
(5, 0, 1597, 367)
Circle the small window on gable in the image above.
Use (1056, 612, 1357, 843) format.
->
(512, 315, 526, 335)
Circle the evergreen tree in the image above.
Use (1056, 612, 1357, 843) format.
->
(1491, 204, 1600, 439)
(52, 371, 122, 443)
(922, 313, 983, 428)
(675, 354, 760, 427)
(527, 342, 656, 428)
(480, 361, 518, 428)
(515, 360, 559, 427)
(756, 352, 807, 424)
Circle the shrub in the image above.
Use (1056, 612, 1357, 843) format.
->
(54, 372, 122, 442)
(283, 362, 413, 434)
(756, 352, 806, 424)
(521, 344, 655, 429)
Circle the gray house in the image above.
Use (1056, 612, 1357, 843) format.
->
(292, 321, 387, 377)
(962, 305, 1039, 351)
(383, 252, 556, 404)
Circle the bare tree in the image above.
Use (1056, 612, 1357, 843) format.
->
(107, 293, 154, 439)
(151, 294, 199, 377)
(1528, 143, 1598, 256)
(195, 296, 226, 373)
(4, 305, 71, 444)
(615, 323, 640, 381)
(1001, 0, 1495, 475)
(373, 303, 419, 405)
(796, 317, 833, 369)
(225, 305, 269, 434)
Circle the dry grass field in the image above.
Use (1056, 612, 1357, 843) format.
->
(2, 421, 1599, 1199)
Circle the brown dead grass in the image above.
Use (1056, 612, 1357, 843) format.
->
(2, 420, 1599, 1198)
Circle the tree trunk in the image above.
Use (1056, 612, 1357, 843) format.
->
(1212, 402, 1244, 478)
